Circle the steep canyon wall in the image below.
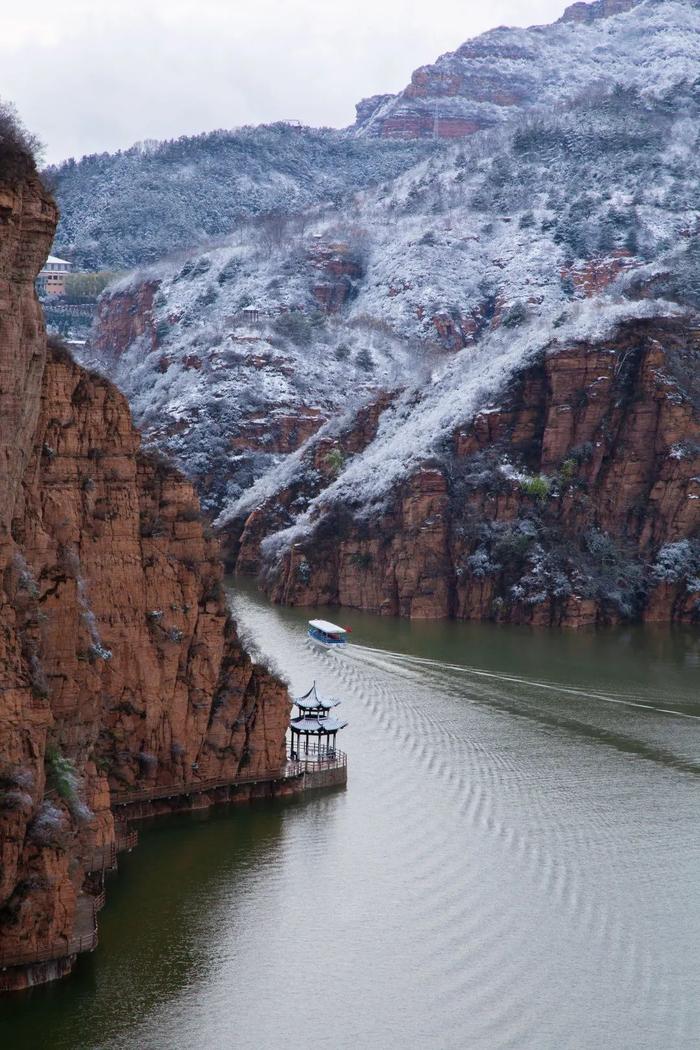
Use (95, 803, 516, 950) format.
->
(230, 318, 700, 627)
(0, 171, 289, 990)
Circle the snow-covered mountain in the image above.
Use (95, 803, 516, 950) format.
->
(85, 0, 700, 624)
(50, 0, 699, 271)
(46, 127, 431, 269)
(353, 0, 697, 137)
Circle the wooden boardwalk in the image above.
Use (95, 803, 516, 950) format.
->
(85, 824, 138, 873)
(108, 756, 348, 807)
(0, 893, 98, 970)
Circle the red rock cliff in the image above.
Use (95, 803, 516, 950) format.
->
(0, 172, 289, 990)
(233, 318, 700, 628)
(353, 0, 650, 140)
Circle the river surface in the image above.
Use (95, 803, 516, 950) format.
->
(2, 584, 699, 1050)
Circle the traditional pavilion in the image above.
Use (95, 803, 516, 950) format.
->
(290, 682, 348, 761)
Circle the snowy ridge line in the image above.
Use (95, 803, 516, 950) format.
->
(357, 0, 700, 139)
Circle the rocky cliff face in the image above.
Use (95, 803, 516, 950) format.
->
(222, 395, 395, 576)
(237, 318, 700, 627)
(353, 0, 690, 139)
(84, 234, 410, 517)
(0, 169, 289, 990)
(560, 0, 641, 23)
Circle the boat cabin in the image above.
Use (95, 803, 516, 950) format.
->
(308, 619, 348, 646)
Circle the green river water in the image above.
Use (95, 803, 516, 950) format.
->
(1, 583, 698, 1050)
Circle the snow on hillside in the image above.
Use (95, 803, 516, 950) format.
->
(50, 2, 700, 271)
(84, 230, 429, 513)
(355, 0, 700, 138)
(47, 126, 432, 269)
(84, 0, 700, 554)
(219, 296, 682, 531)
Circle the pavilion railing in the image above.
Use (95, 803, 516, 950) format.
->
(291, 749, 347, 774)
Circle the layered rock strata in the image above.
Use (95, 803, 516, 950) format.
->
(232, 318, 700, 627)
(353, 0, 654, 139)
(0, 170, 289, 990)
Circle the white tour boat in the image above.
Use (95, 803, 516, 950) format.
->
(308, 619, 349, 647)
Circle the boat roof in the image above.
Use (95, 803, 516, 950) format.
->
(294, 682, 340, 710)
(309, 619, 347, 635)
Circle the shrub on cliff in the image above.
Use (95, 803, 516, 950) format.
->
(582, 528, 647, 618)
(28, 801, 70, 849)
(501, 302, 528, 328)
(356, 347, 374, 372)
(520, 475, 551, 501)
(466, 546, 501, 579)
(0, 101, 41, 183)
(46, 335, 77, 366)
(138, 447, 175, 481)
(349, 551, 373, 569)
(653, 540, 700, 589)
(273, 311, 313, 347)
(45, 748, 79, 804)
(324, 448, 345, 475)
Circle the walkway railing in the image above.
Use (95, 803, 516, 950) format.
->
(0, 893, 98, 970)
(110, 762, 303, 807)
(85, 824, 138, 873)
(115, 827, 138, 852)
(85, 841, 116, 873)
(109, 753, 346, 807)
(0, 753, 346, 973)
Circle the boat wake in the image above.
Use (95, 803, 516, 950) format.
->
(225, 591, 698, 1049)
(350, 643, 700, 720)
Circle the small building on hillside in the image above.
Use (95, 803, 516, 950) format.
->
(37, 255, 72, 296)
(241, 305, 262, 324)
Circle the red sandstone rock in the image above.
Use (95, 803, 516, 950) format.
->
(308, 241, 364, 314)
(90, 281, 160, 367)
(0, 171, 289, 990)
(234, 319, 700, 627)
(353, 0, 647, 141)
(561, 251, 638, 298)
